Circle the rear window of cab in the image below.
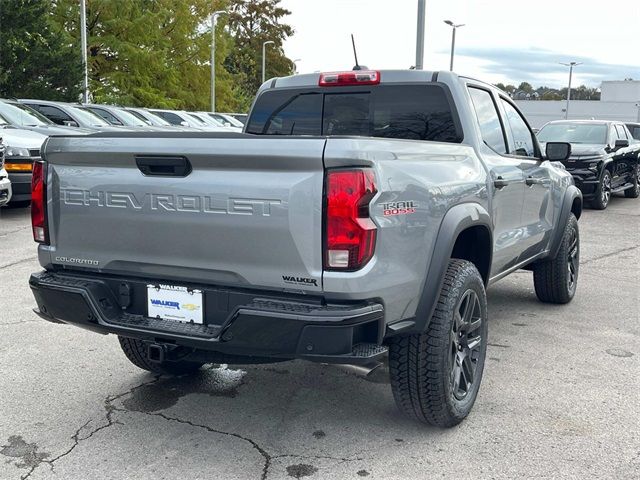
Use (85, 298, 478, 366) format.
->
(246, 84, 463, 143)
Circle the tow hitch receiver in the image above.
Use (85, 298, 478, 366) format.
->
(147, 344, 166, 363)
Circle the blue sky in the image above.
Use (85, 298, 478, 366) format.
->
(281, 0, 639, 88)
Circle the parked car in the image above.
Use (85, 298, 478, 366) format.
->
(0, 126, 46, 204)
(147, 109, 208, 129)
(189, 112, 241, 132)
(84, 104, 169, 131)
(0, 100, 93, 136)
(19, 100, 127, 131)
(227, 113, 248, 125)
(625, 122, 640, 141)
(203, 112, 245, 129)
(29, 69, 582, 428)
(537, 120, 640, 209)
(123, 107, 179, 128)
(0, 137, 11, 207)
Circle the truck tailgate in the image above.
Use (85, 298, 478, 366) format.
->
(43, 134, 326, 292)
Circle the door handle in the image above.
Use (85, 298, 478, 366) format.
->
(494, 176, 509, 189)
(135, 156, 192, 177)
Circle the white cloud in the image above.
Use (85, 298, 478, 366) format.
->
(280, 0, 639, 88)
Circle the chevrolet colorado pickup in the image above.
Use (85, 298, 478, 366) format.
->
(537, 120, 640, 209)
(29, 70, 582, 427)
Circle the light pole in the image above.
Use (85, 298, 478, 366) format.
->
(292, 58, 301, 74)
(560, 62, 582, 119)
(262, 41, 275, 84)
(444, 20, 465, 72)
(210, 10, 226, 112)
(80, 0, 89, 103)
(415, 0, 426, 70)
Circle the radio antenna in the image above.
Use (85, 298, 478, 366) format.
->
(351, 34, 361, 70)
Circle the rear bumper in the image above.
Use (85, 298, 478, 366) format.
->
(29, 270, 386, 364)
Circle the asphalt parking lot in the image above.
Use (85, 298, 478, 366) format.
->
(0, 198, 638, 480)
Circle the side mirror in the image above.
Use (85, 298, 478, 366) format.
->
(180, 121, 189, 127)
(63, 120, 79, 128)
(614, 139, 629, 149)
(546, 142, 571, 161)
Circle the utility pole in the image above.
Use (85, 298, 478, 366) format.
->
(262, 40, 275, 84)
(560, 62, 582, 119)
(444, 20, 465, 71)
(415, 0, 426, 69)
(210, 11, 226, 112)
(80, 0, 89, 103)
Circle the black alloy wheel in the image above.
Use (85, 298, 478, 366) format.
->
(450, 289, 483, 400)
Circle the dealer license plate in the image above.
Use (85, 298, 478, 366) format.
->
(147, 284, 203, 324)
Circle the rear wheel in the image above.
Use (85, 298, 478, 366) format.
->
(533, 213, 579, 304)
(388, 259, 488, 427)
(118, 336, 204, 375)
(624, 166, 639, 198)
(592, 170, 612, 209)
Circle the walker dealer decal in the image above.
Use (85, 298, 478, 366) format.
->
(147, 284, 204, 324)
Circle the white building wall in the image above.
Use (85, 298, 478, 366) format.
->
(515, 100, 640, 128)
(600, 81, 640, 102)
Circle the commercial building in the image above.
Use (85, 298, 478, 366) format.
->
(516, 79, 640, 128)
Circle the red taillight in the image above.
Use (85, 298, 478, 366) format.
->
(325, 169, 377, 270)
(31, 161, 48, 244)
(319, 70, 381, 87)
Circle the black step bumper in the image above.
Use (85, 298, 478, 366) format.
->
(29, 271, 386, 364)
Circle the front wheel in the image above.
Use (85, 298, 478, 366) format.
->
(388, 259, 488, 427)
(532, 213, 579, 304)
(624, 166, 639, 198)
(591, 170, 612, 209)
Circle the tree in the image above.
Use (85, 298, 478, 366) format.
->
(51, 0, 240, 111)
(0, 0, 82, 101)
(225, 0, 294, 110)
(517, 82, 533, 93)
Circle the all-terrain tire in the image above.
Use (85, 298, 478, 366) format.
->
(533, 213, 579, 304)
(388, 259, 488, 428)
(118, 336, 204, 375)
(591, 170, 612, 209)
(623, 166, 639, 198)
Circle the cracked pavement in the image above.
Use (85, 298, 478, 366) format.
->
(0, 197, 638, 479)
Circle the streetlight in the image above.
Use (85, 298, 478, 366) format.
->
(292, 58, 301, 74)
(80, 0, 89, 103)
(415, 0, 426, 70)
(444, 20, 465, 72)
(560, 62, 582, 119)
(262, 41, 275, 84)
(210, 10, 226, 112)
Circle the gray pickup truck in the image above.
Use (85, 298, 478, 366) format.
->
(29, 70, 582, 427)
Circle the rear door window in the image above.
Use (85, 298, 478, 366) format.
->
(247, 84, 461, 143)
(499, 98, 536, 157)
(468, 87, 507, 154)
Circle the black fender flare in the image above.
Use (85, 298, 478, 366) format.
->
(389, 203, 492, 336)
(548, 185, 582, 259)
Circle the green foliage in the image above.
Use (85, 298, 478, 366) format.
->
(225, 0, 294, 111)
(0, 0, 83, 101)
(51, 0, 238, 110)
(1, 0, 295, 111)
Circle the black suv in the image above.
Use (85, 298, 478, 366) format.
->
(538, 120, 640, 209)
